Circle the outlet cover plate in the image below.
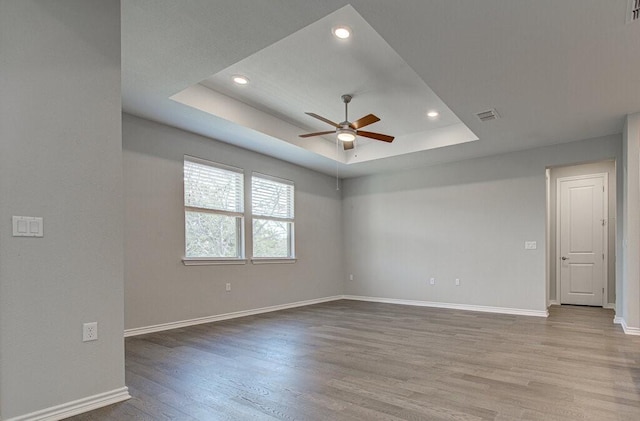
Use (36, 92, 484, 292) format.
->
(83, 322, 98, 342)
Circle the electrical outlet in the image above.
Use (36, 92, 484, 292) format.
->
(83, 322, 98, 342)
(225, 283, 231, 292)
(455, 278, 460, 286)
(429, 277, 435, 285)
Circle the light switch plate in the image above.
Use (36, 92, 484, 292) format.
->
(12, 216, 43, 237)
(524, 241, 537, 250)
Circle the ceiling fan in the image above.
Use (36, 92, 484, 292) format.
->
(299, 94, 395, 150)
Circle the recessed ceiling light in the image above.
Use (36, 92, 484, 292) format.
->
(232, 75, 249, 85)
(427, 111, 439, 118)
(332, 26, 351, 39)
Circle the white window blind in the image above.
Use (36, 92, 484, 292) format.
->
(184, 158, 243, 213)
(252, 174, 295, 259)
(251, 174, 294, 220)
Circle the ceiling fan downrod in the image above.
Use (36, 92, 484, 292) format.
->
(342, 94, 352, 123)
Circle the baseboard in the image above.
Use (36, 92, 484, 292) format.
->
(617, 318, 640, 335)
(5, 387, 130, 421)
(342, 295, 549, 318)
(125, 294, 551, 338)
(548, 300, 559, 306)
(614, 315, 623, 324)
(124, 295, 343, 337)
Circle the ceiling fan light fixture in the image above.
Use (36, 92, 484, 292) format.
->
(337, 127, 356, 142)
(427, 110, 439, 118)
(332, 25, 351, 39)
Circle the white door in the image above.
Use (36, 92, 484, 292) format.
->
(558, 174, 607, 306)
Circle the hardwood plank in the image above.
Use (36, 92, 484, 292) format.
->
(66, 302, 640, 420)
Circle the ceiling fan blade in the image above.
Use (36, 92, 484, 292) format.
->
(358, 130, 395, 143)
(350, 114, 380, 130)
(342, 140, 355, 150)
(305, 112, 340, 128)
(299, 130, 335, 138)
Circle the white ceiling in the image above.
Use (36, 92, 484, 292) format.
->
(122, 0, 640, 178)
(172, 5, 477, 166)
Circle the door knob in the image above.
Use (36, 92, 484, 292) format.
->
(561, 256, 569, 260)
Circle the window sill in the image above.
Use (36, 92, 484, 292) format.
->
(251, 258, 297, 265)
(182, 258, 247, 266)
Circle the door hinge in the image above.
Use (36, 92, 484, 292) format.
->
(603, 253, 605, 260)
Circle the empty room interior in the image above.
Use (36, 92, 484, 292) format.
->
(3, 1, 640, 420)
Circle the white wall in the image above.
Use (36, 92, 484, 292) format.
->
(622, 113, 640, 330)
(342, 134, 621, 313)
(0, 1, 126, 419)
(123, 114, 344, 330)
(548, 160, 618, 305)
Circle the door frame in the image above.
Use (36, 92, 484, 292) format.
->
(555, 172, 608, 307)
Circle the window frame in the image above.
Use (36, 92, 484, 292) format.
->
(182, 155, 247, 265)
(250, 172, 296, 262)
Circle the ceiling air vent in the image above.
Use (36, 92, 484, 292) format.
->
(476, 109, 500, 122)
(628, 0, 640, 23)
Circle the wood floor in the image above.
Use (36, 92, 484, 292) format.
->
(68, 301, 640, 421)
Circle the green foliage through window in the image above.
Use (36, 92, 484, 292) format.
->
(185, 211, 240, 258)
(253, 219, 291, 258)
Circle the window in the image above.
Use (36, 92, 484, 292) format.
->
(251, 174, 295, 258)
(184, 156, 244, 259)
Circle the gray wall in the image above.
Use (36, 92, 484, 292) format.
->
(0, 0, 125, 419)
(622, 113, 640, 328)
(548, 160, 618, 305)
(342, 134, 621, 312)
(123, 114, 344, 330)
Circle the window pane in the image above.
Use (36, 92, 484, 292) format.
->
(185, 211, 241, 258)
(184, 159, 243, 212)
(251, 176, 294, 219)
(253, 219, 291, 258)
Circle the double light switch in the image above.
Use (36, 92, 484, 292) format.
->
(12, 216, 43, 237)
